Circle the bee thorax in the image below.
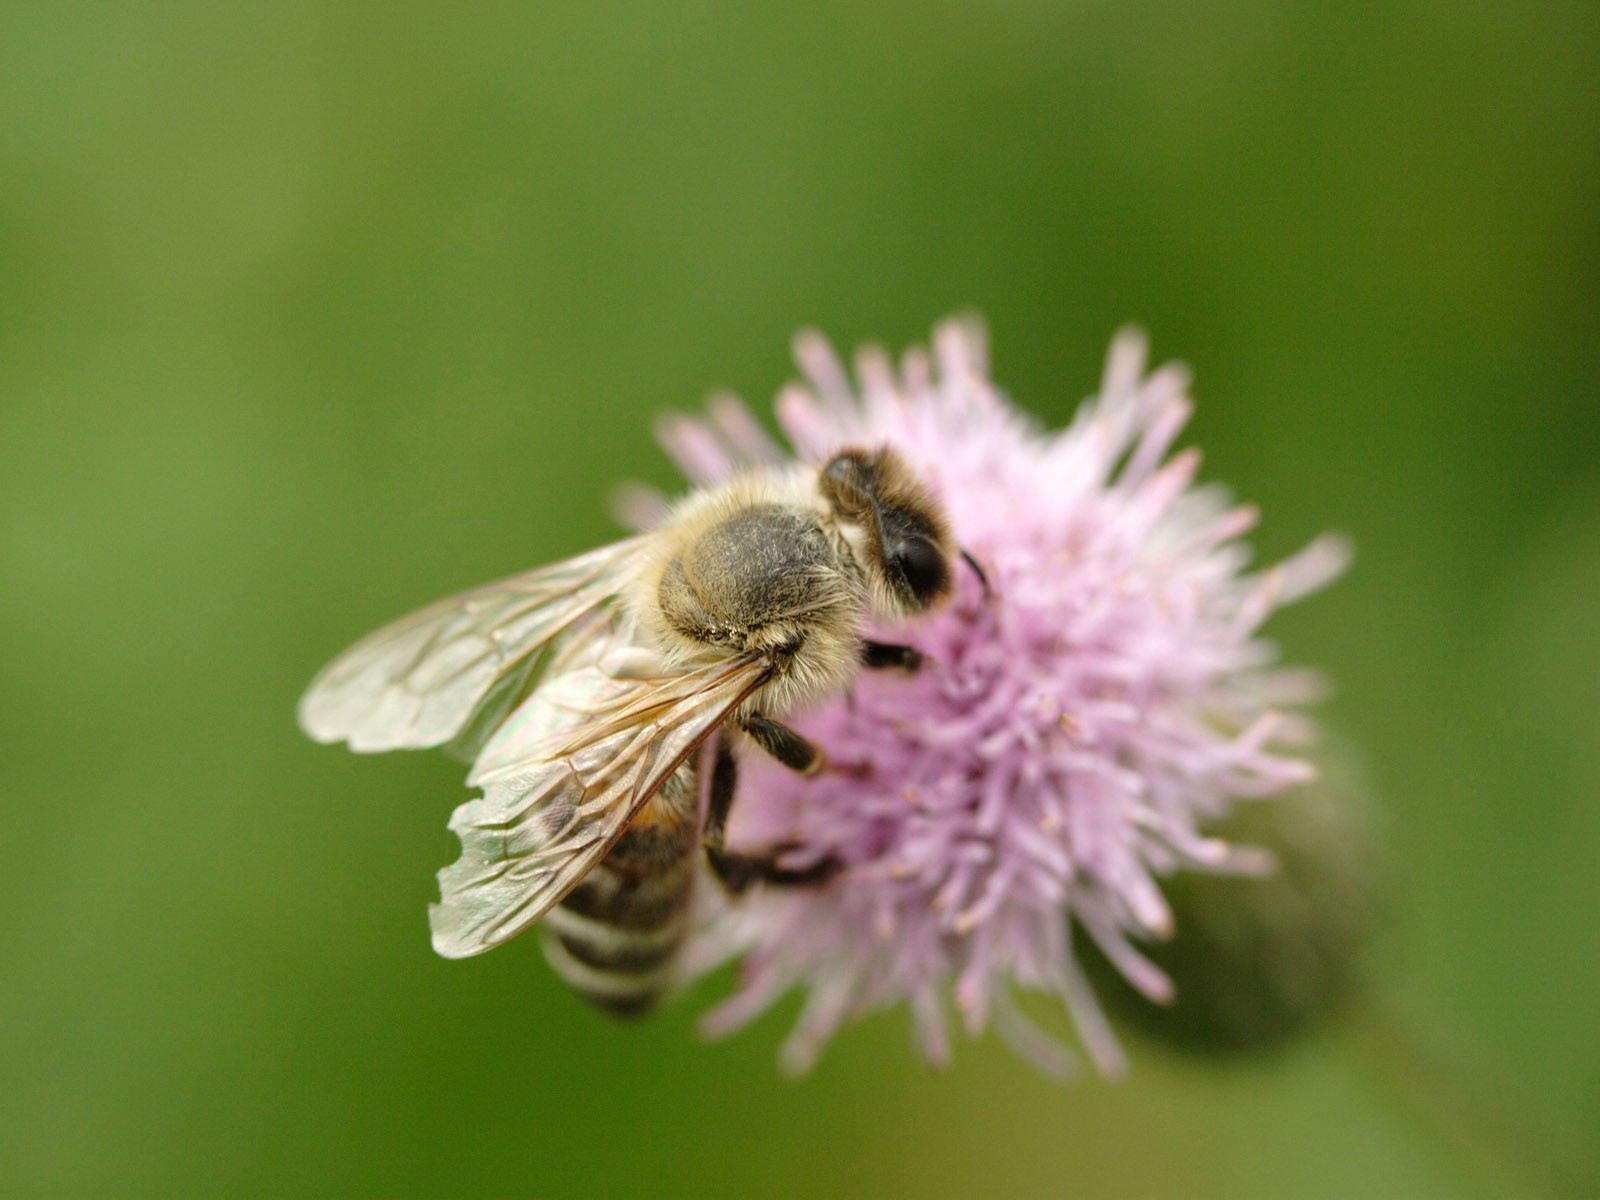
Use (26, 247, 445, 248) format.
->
(639, 492, 865, 713)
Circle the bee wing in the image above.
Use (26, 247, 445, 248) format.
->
(297, 537, 644, 753)
(429, 653, 771, 959)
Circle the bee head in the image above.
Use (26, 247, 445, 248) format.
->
(819, 446, 955, 616)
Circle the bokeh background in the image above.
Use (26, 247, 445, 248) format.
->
(3, 2, 1596, 1197)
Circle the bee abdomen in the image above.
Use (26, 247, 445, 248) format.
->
(541, 901, 688, 1016)
(540, 770, 698, 1017)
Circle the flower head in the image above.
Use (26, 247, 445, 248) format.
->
(648, 319, 1349, 1077)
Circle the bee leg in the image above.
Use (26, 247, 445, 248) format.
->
(860, 640, 923, 672)
(701, 734, 744, 886)
(740, 711, 873, 779)
(739, 711, 824, 774)
(703, 735, 843, 896)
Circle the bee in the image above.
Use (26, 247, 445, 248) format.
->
(299, 446, 967, 1015)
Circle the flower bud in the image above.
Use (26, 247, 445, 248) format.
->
(1091, 750, 1384, 1054)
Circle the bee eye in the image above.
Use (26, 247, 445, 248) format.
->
(821, 453, 874, 517)
(890, 536, 948, 608)
(824, 456, 859, 487)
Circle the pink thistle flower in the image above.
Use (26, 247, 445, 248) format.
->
(646, 318, 1350, 1078)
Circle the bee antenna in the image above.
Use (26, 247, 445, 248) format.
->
(959, 548, 991, 598)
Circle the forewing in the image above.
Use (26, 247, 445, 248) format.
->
(428, 654, 771, 959)
(297, 538, 642, 753)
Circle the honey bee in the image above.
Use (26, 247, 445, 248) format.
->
(299, 446, 969, 1015)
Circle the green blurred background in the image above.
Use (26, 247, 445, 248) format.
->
(3, 2, 1596, 1196)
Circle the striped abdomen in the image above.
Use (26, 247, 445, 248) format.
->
(539, 763, 698, 1016)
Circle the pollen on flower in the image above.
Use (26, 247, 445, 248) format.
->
(655, 318, 1350, 1079)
